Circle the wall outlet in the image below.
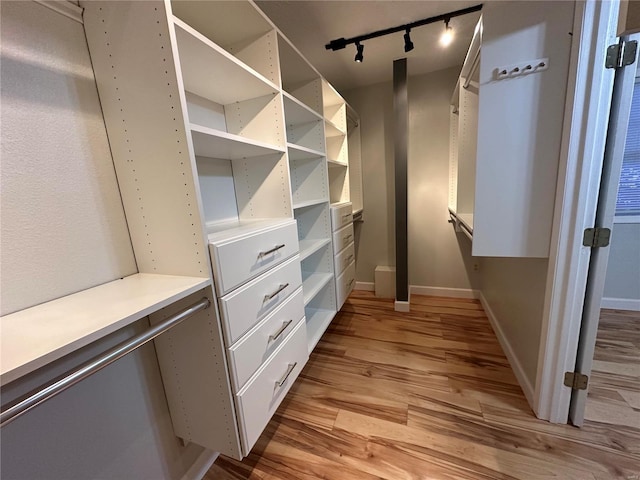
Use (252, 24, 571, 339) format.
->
(473, 262, 480, 272)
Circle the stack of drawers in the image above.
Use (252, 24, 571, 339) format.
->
(208, 219, 308, 455)
(330, 202, 356, 309)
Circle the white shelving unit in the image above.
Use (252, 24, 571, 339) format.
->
(347, 104, 364, 217)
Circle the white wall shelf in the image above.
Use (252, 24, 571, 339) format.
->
(174, 18, 278, 105)
(293, 198, 328, 210)
(0, 273, 210, 386)
(324, 120, 346, 138)
(191, 124, 285, 159)
(327, 159, 348, 167)
(283, 92, 323, 125)
(302, 272, 333, 306)
(299, 238, 332, 262)
(305, 308, 334, 352)
(287, 143, 325, 161)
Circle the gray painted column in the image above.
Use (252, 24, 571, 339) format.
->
(394, 58, 409, 306)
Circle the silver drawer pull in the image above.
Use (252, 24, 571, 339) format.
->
(276, 362, 297, 388)
(346, 254, 354, 262)
(269, 319, 293, 341)
(264, 283, 289, 302)
(342, 213, 352, 218)
(258, 244, 285, 258)
(344, 234, 353, 241)
(347, 278, 354, 287)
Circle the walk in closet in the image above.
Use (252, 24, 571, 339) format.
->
(1, 0, 362, 462)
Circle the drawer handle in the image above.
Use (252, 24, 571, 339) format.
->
(344, 234, 353, 241)
(264, 283, 289, 302)
(347, 278, 354, 287)
(258, 244, 286, 258)
(342, 213, 352, 218)
(276, 362, 297, 388)
(346, 254, 354, 262)
(269, 319, 293, 341)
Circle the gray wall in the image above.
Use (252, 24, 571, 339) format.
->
(345, 67, 481, 290)
(1, 3, 205, 478)
(603, 223, 640, 301)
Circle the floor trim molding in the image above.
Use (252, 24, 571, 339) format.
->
(410, 285, 480, 299)
(181, 449, 218, 480)
(354, 281, 375, 291)
(601, 297, 640, 311)
(479, 293, 535, 408)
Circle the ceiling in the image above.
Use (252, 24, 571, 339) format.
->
(255, 1, 482, 93)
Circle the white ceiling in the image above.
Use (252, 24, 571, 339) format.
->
(255, 1, 482, 93)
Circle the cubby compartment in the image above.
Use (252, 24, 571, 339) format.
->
(300, 243, 334, 306)
(197, 152, 292, 230)
(329, 163, 350, 204)
(326, 135, 348, 165)
(289, 150, 329, 209)
(304, 279, 337, 353)
(278, 34, 322, 114)
(294, 201, 331, 243)
(170, 1, 280, 86)
(284, 95, 325, 153)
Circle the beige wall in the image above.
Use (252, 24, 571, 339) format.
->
(603, 222, 640, 301)
(345, 67, 481, 291)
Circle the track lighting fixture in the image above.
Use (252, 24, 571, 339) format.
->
(354, 41, 364, 63)
(440, 19, 454, 47)
(325, 4, 481, 58)
(403, 29, 414, 53)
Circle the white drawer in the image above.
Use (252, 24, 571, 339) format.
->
(330, 202, 353, 231)
(236, 319, 308, 455)
(220, 255, 302, 345)
(336, 260, 356, 309)
(334, 242, 355, 276)
(228, 288, 304, 391)
(209, 220, 299, 297)
(332, 223, 354, 255)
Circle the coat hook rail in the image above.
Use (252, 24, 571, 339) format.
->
(0, 297, 210, 428)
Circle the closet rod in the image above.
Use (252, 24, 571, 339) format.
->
(0, 297, 210, 428)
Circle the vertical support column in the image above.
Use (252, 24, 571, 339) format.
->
(393, 58, 410, 312)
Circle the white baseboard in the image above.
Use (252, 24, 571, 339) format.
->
(181, 449, 218, 480)
(479, 293, 535, 408)
(410, 285, 480, 299)
(395, 300, 411, 312)
(601, 297, 640, 311)
(354, 281, 375, 291)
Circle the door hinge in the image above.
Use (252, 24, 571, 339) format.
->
(606, 40, 638, 69)
(564, 372, 589, 390)
(583, 227, 611, 248)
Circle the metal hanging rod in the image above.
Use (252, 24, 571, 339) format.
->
(325, 4, 483, 51)
(0, 297, 210, 428)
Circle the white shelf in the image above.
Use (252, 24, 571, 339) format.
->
(206, 218, 294, 241)
(0, 273, 211, 386)
(324, 119, 346, 138)
(191, 123, 284, 160)
(283, 92, 323, 125)
(287, 143, 325, 161)
(299, 238, 331, 261)
(293, 198, 327, 210)
(174, 17, 278, 105)
(302, 272, 333, 306)
(327, 158, 348, 167)
(305, 308, 335, 353)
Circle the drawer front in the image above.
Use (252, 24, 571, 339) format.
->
(210, 221, 299, 296)
(220, 255, 302, 345)
(236, 320, 308, 455)
(228, 288, 305, 391)
(332, 223, 354, 255)
(336, 260, 356, 309)
(333, 242, 355, 276)
(330, 202, 353, 231)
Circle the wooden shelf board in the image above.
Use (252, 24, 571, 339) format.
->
(324, 119, 347, 138)
(191, 123, 284, 160)
(302, 273, 333, 306)
(287, 143, 325, 161)
(293, 198, 328, 210)
(283, 92, 322, 126)
(0, 273, 211, 386)
(305, 308, 335, 353)
(174, 18, 278, 105)
(299, 238, 331, 262)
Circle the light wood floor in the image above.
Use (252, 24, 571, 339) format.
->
(585, 308, 640, 432)
(208, 291, 640, 480)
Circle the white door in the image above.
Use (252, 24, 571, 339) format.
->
(569, 35, 639, 426)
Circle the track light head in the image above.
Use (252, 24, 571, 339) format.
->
(354, 41, 364, 63)
(440, 19, 454, 47)
(403, 29, 414, 53)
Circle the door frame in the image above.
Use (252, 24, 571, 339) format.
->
(534, 0, 621, 423)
